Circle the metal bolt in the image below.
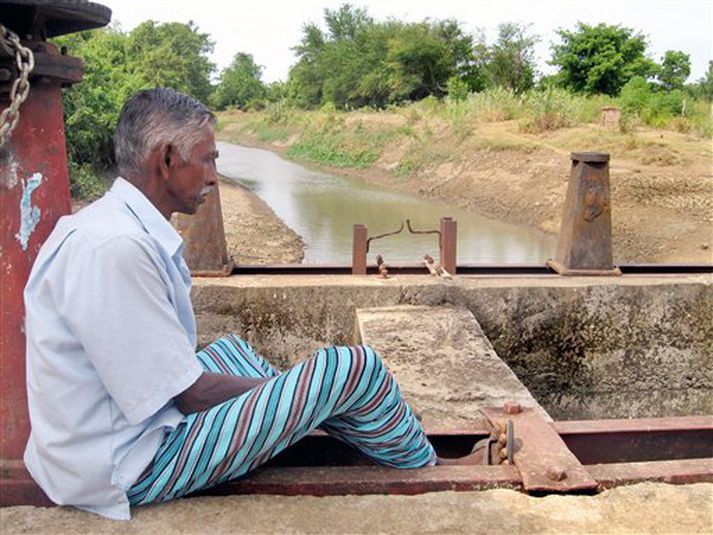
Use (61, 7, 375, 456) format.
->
(0, 68, 11, 82)
(547, 466, 567, 482)
(504, 401, 521, 415)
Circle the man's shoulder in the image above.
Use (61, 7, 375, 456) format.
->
(70, 194, 145, 247)
(38, 193, 157, 270)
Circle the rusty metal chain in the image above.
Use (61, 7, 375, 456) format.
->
(0, 24, 35, 147)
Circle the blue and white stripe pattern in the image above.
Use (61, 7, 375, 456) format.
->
(128, 335, 436, 505)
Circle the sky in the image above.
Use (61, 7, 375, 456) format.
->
(101, 0, 712, 84)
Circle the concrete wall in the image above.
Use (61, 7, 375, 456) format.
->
(191, 274, 712, 420)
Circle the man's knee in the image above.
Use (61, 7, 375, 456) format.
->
(317, 344, 385, 378)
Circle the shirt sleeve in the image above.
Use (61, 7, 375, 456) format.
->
(62, 233, 203, 425)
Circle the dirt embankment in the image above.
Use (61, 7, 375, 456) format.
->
(219, 177, 305, 264)
(219, 112, 712, 264)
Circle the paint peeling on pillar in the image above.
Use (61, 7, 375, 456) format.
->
(1, 151, 20, 190)
(15, 173, 44, 251)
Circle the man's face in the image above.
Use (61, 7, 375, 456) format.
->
(167, 126, 219, 215)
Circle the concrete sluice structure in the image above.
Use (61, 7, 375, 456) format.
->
(193, 273, 712, 422)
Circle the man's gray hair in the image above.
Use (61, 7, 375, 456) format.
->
(114, 88, 216, 177)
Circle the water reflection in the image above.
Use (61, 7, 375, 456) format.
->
(217, 142, 555, 264)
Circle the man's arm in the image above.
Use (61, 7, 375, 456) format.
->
(174, 373, 271, 415)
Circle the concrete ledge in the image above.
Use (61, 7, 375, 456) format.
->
(192, 274, 712, 419)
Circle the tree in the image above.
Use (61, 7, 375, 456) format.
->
(695, 61, 713, 100)
(324, 3, 372, 41)
(55, 27, 146, 169)
(288, 22, 327, 108)
(386, 22, 455, 101)
(550, 22, 656, 95)
(287, 4, 481, 109)
(656, 50, 691, 91)
(53, 20, 216, 175)
(127, 20, 215, 103)
(212, 53, 266, 110)
(486, 23, 538, 93)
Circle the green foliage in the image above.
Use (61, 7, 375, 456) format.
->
(618, 76, 652, 115)
(288, 4, 476, 109)
(486, 23, 538, 93)
(54, 21, 215, 198)
(286, 129, 381, 168)
(211, 52, 266, 110)
(68, 161, 109, 201)
(690, 61, 713, 100)
(387, 22, 454, 100)
(56, 28, 146, 170)
(127, 20, 215, 103)
(618, 76, 687, 127)
(518, 88, 576, 133)
(656, 50, 691, 91)
(550, 22, 656, 95)
(446, 76, 470, 102)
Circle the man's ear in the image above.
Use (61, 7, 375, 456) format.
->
(157, 143, 173, 180)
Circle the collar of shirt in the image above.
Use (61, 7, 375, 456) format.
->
(110, 177, 184, 258)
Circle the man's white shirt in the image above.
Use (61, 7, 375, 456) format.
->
(24, 178, 203, 520)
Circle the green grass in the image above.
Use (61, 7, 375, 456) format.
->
(286, 129, 382, 168)
(216, 87, 712, 181)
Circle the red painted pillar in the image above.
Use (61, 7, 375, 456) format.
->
(0, 74, 73, 506)
(0, 0, 111, 505)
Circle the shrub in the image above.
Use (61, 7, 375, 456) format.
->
(68, 161, 109, 201)
(446, 76, 470, 103)
(518, 88, 576, 133)
(466, 87, 523, 121)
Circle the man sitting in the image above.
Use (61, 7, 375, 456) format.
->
(24, 88, 494, 521)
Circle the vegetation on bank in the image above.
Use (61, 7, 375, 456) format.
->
(53, 3, 712, 199)
(219, 85, 712, 177)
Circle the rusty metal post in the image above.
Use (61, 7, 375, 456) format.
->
(173, 183, 233, 276)
(352, 224, 367, 274)
(547, 152, 621, 276)
(439, 217, 457, 275)
(0, 0, 111, 506)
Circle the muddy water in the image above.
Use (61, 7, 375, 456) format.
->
(217, 142, 555, 264)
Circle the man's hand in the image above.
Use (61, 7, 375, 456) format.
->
(174, 372, 271, 415)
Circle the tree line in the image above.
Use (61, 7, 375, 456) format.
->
(54, 4, 712, 196)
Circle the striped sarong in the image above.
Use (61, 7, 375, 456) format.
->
(127, 335, 436, 505)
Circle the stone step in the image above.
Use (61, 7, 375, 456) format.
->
(354, 305, 550, 430)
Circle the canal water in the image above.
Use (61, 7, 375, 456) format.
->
(217, 142, 555, 264)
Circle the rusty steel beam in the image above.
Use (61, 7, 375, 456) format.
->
(480, 405, 598, 493)
(554, 416, 713, 464)
(3, 415, 712, 506)
(198, 465, 522, 498)
(227, 263, 712, 277)
(589, 458, 713, 488)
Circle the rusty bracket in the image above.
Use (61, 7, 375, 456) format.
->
(351, 217, 457, 275)
(480, 404, 598, 493)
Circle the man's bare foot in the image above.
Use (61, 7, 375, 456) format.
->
(436, 421, 513, 466)
(436, 440, 500, 465)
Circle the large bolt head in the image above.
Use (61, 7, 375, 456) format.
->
(504, 401, 522, 415)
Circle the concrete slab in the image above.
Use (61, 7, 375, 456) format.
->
(354, 305, 550, 430)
